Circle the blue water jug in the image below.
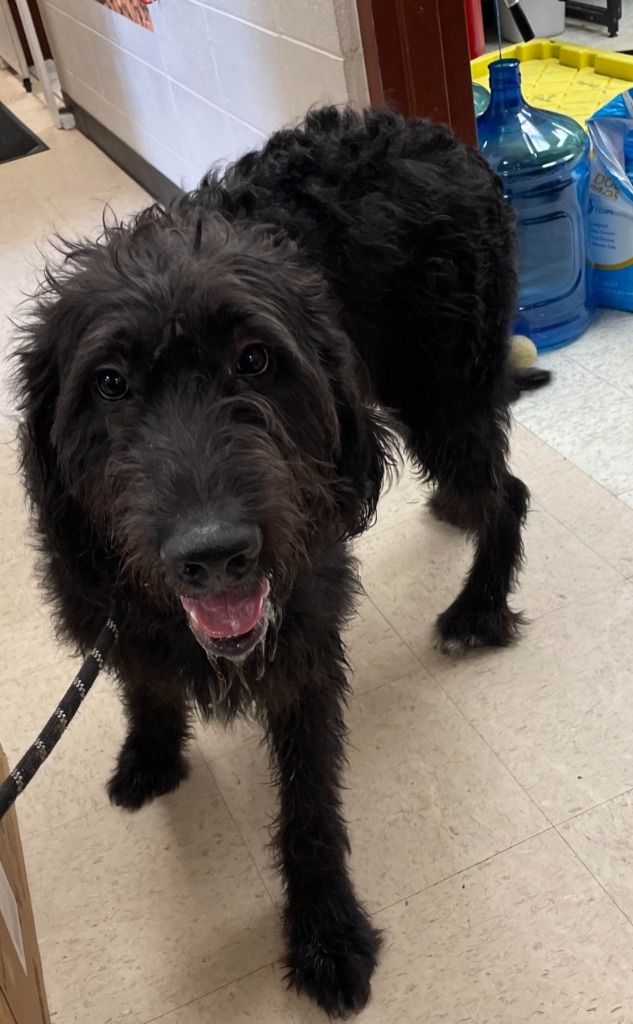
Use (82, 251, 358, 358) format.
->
(477, 58, 595, 351)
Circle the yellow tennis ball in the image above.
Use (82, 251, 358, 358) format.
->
(510, 334, 537, 369)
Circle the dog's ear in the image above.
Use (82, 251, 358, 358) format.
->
(334, 388, 398, 539)
(15, 318, 61, 528)
(14, 305, 111, 603)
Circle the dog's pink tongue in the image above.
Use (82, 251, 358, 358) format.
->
(181, 580, 269, 639)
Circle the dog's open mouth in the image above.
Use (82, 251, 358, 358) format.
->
(180, 579, 270, 660)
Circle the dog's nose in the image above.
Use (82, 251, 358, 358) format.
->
(161, 520, 262, 589)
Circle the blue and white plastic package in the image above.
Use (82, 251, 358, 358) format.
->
(588, 89, 633, 312)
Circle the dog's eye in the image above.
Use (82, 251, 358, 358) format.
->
(95, 369, 129, 402)
(236, 344, 269, 378)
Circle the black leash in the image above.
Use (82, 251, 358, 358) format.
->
(0, 605, 122, 821)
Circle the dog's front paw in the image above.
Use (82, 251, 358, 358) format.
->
(436, 596, 526, 655)
(285, 897, 381, 1018)
(107, 733, 189, 810)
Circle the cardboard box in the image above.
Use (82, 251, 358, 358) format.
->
(0, 747, 49, 1024)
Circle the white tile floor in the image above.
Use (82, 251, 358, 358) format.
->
(4, 63, 633, 1024)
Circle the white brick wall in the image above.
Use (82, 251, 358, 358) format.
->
(40, 0, 367, 190)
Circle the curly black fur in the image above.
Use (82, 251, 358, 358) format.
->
(14, 107, 547, 1016)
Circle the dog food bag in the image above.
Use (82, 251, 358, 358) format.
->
(588, 89, 633, 311)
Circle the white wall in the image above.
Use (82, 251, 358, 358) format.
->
(39, 0, 368, 190)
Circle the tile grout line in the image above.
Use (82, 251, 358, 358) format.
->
(368, 821, 633, 946)
(21, 798, 109, 850)
(517, 413, 633, 507)
(527, 492, 633, 580)
(367, 825, 556, 921)
(563, 346, 633, 401)
(423, 652, 557, 833)
(355, 587, 434, 680)
(200, 755, 278, 907)
(193, 728, 259, 766)
(345, 666, 429, 704)
(365, 508, 424, 540)
(143, 955, 284, 1024)
(356, 586, 558, 869)
(359, 577, 633, 838)
(138, 799, 631, 1024)
(555, 826, 633, 931)
(177, 653, 562, 1017)
(554, 784, 633, 829)
(513, 407, 633, 497)
(361, 571, 626, 685)
(417, 581, 633, 831)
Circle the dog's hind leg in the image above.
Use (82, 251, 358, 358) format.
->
(410, 408, 529, 654)
(107, 661, 192, 810)
(265, 651, 381, 1017)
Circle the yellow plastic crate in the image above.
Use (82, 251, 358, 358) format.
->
(471, 40, 633, 127)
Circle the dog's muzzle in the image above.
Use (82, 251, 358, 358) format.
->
(161, 516, 271, 660)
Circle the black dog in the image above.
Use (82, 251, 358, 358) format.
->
(15, 107, 547, 1017)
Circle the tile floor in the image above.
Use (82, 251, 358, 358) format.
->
(4, 62, 633, 1024)
(564, 0, 633, 51)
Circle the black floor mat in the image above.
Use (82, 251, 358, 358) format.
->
(0, 101, 48, 166)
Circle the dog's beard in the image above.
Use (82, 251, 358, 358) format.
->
(191, 598, 281, 709)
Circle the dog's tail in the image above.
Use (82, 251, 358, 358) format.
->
(509, 366, 552, 402)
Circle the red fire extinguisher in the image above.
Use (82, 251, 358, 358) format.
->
(464, 0, 485, 59)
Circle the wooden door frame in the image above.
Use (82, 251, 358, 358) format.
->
(356, 0, 477, 146)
